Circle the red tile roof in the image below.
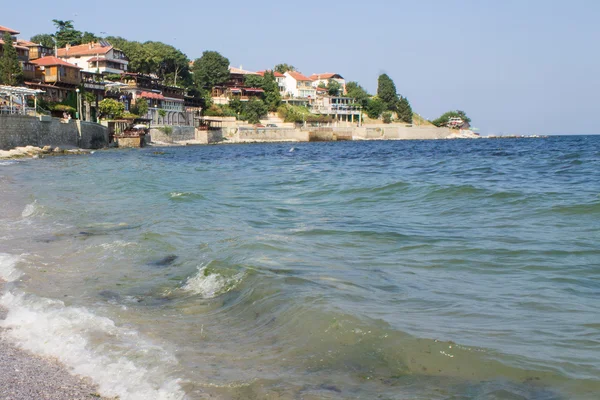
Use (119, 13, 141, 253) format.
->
(0, 25, 19, 35)
(256, 70, 284, 78)
(16, 39, 38, 47)
(287, 71, 312, 81)
(0, 39, 29, 51)
(31, 56, 82, 69)
(57, 42, 112, 57)
(309, 73, 344, 80)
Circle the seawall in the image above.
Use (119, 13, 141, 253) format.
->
(0, 115, 109, 150)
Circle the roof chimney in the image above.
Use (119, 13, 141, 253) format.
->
(65, 43, 70, 51)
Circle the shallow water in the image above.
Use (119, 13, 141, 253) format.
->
(0, 137, 599, 399)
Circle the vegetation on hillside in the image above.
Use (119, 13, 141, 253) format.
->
(431, 110, 471, 128)
(0, 32, 23, 85)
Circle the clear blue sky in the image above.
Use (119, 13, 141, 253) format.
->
(4, 0, 599, 135)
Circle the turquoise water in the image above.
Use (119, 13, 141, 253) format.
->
(0, 137, 599, 399)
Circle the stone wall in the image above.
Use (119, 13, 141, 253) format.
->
(148, 126, 196, 143)
(0, 115, 108, 150)
(355, 126, 450, 140)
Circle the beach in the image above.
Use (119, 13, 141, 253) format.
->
(0, 298, 111, 400)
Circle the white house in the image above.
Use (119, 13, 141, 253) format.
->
(283, 71, 316, 98)
(310, 73, 346, 94)
(257, 70, 286, 95)
(56, 42, 128, 75)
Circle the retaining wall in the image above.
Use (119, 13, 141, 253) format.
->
(233, 129, 309, 142)
(0, 115, 108, 150)
(148, 126, 196, 143)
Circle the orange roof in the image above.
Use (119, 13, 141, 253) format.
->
(309, 73, 344, 80)
(0, 38, 29, 51)
(16, 39, 38, 47)
(256, 70, 284, 78)
(0, 25, 19, 35)
(57, 42, 112, 57)
(31, 56, 82, 69)
(229, 66, 258, 75)
(287, 71, 312, 81)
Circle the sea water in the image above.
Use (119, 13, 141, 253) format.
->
(0, 137, 598, 399)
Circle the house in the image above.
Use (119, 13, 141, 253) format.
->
(16, 39, 53, 60)
(56, 42, 128, 75)
(283, 71, 316, 99)
(256, 70, 286, 95)
(310, 73, 346, 94)
(0, 25, 30, 62)
(26, 56, 82, 102)
(211, 66, 264, 104)
(310, 96, 361, 125)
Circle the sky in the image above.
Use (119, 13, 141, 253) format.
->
(3, 0, 599, 135)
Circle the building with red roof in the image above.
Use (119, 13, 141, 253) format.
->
(310, 73, 346, 95)
(283, 71, 316, 99)
(56, 42, 128, 75)
(256, 70, 286, 95)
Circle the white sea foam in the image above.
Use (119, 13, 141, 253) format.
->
(21, 201, 37, 218)
(0, 253, 22, 282)
(0, 292, 186, 400)
(182, 266, 244, 299)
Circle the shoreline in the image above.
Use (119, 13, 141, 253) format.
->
(0, 283, 113, 400)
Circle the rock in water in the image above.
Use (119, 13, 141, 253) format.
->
(147, 254, 178, 267)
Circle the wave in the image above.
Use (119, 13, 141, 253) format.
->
(21, 200, 38, 218)
(0, 291, 185, 400)
(0, 253, 22, 282)
(169, 192, 206, 201)
(182, 264, 245, 298)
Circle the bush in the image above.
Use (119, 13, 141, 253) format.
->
(382, 112, 392, 124)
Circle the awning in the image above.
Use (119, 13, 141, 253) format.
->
(230, 88, 242, 93)
(244, 88, 264, 93)
(0, 85, 45, 96)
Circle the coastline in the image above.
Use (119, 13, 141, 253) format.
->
(0, 285, 112, 400)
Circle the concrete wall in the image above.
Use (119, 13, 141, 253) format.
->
(354, 125, 450, 140)
(148, 126, 196, 143)
(0, 115, 108, 150)
(195, 129, 223, 144)
(233, 128, 309, 142)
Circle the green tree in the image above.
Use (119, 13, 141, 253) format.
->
(81, 31, 99, 44)
(262, 71, 281, 111)
(131, 97, 149, 117)
(396, 96, 413, 123)
(98, 98, 125, 119)
(30, 33, 55, 49)
(228, 97, 244, 116)
(327, 80, 341, 96)
(244, 74, 264, 88)
(274, 63, 296, 74)
(0, 32, 24, 85)
(345, 81, 370, 108)
(192, 51, 230, 91)
(377, 73, 399, 112)
(52, 19, 82, 47)
(431, 110, 471, 128)
(244, 99, 268, 124)
(366, 97, 385, 119)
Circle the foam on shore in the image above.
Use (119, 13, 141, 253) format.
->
(0, 253, 185, 400)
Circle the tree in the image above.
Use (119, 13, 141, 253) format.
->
(244, 99, 268, 124)
(262, 71, 281, 111)
(274, 63, 296, 74)
(366, 98, 385, 119)
(327, 80, 341, 96)
(382, 112, 392, 124)
(377, 73, 399, 112)
(131, 97, 149, 117)
(0, 32, 24, 85)
(345, 81, 370, 108)
(52, 20, 82, 47)
(81, 31, 99, 44)
(30, 34, 55, 49)
(431, 110, 471, 128)
(397, 96, 413, 123)
(244, 74, 264, 88)
(98, 99, 125, 119)
(192, 51, 230, 90)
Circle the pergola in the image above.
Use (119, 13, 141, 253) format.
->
(0, 85, 45, 116)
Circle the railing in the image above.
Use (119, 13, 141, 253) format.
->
(0, 106, 37, 116)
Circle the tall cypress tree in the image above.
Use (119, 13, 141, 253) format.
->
(377, 74, 399, 112)
(397, 96, 413, 123)
(0, 32, 24, 85)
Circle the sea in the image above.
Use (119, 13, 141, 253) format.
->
(0, 136, 598, 400)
